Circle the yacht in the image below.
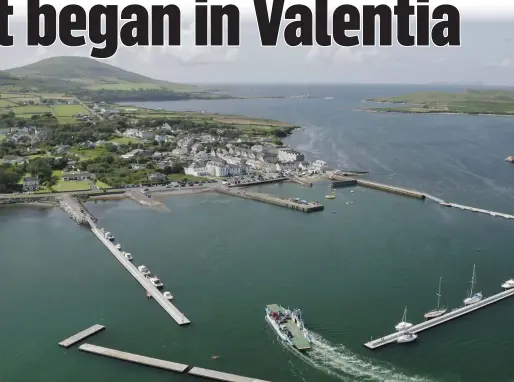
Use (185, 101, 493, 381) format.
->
(138, 265, 151, 276)
(105, 232, 115, 241)
(150, 277, 164, 288)
(163, 291, 173, 300)
(397, 332, 417, 343)
(424, 277, 447, 320)
(395, 307, 413, 331)
(502, 279, 514, 289)
(124, 252, 133, 261)
(463, 264, 483, 305)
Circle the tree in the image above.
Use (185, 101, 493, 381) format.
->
(46, 175, 60, 189)
(27, 158, 52, 183)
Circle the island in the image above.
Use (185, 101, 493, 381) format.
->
(363, 89, 514, 116)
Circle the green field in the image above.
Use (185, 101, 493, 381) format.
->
(69, 147, 108, 160)
(95, 180, 112, 189)
(53, 180, 91, 192)
(12, 105, 52, 115)
(109, 137, 141, 144)
(88, 82, 165, 91)
(55, 104, 88, 116)
(365, 90, 514, 116)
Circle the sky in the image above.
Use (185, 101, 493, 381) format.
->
(2, 0, 514, 85)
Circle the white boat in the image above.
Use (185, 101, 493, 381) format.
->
(265, 304, 311, 351)
(105, 232, 115, 241)
(114, 243, 121, 250)
(163, 291, 173, 300)
(150, 277, 164, 288)
(502, 279, 514, 289)
(138, 265, 151, 276)
(463, 264, 483, 305)
(124, 252, 133, 261)
(424, 277, 447, 320)
(397, 332, 417, 343)
(395, 307, 413, 331)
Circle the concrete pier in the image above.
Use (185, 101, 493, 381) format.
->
(216, 187, 323, 212)
(58, 195, 90, 225)
(356, 180, 425, 199)
(89, 220, 190, 325)
(188, 367, 270, 382)
(78, 344, 189, 372)
(332, 179, 358, 188)
(288, 177, 313, 187)
(59, 325, 105, 348)
(364, 287, 514, 350)
(228, 178, 287, 188)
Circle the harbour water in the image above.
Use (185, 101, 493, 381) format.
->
(2, 85, 514, 382)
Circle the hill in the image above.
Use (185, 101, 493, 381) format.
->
(3, 56, 227, 101)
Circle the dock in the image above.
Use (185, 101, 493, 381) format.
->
(216, 187, 323, 212)
(228, 178, 287, 188)
(88, 219, 190, 325)
(288, 177, 313, 187)
(78, 344, 189, 372)
(58, 325, 105, 348)
(188, 367, 270, 382)
(78, 343, 270, 381)
(331, 179, 358, 188)
(58, 195, 90, 226)
(364, 287, 514, 350)
(356, 180, 425, 199)
(126, 189, 164, 207)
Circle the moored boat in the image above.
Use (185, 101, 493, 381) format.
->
(395, 307, 413, 331)
(265, 304, 311, 351)
(163, 291, 173, 300)
(502, 279, 514, 289)
(463, 264, 482, 305)
(424, 277, 447, 320)
(150, 277, 164, 288)
(138, 265, 151, 276)
(397, 332, 417, 343)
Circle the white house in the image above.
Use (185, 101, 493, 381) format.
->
(312, 160, 329, 171)
(22, 176, 39, 191)
(184, 162, 209, 177)
(278, 148, 305, 163)
(251, 145, 263, 153)
(62, 171, 93, 181)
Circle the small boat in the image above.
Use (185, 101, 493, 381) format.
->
(463, 264, 483, 305)
(397, 332, 417, 343)
(114, 243, 121, 250)
(150, 277, 164, 288)
(138, 265, 151, 276)
(502, 278, 514, 289)
(105, 232, 115, 241)
(325, 185, 335, 200)
(332, 210, 336, 213)
(146, 291, 151, 299)
(163, 291, 173, 300)
(395, 307, 413, 331)
(350, 190, 354, 193)
(424, 277, 447, 320)
(124, 252, 133, 261)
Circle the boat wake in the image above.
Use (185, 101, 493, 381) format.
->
(288, 332, 434, 382)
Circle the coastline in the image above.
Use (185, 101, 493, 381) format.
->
(359, 108, 514, 118)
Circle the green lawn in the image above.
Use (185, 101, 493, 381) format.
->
(69, 147, 107, 159)
(109, 137, 141, 144)
(12, 105, 52, 115)
(53, 180, 91, 192)
(55, 104, 89, 116)
(95, 180, 111, 189)
(0, 134, 6, 141)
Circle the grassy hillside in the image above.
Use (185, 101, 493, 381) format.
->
(2, 56, 227, 101)
(364, 90, 514, 116)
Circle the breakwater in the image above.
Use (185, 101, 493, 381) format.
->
(216, 187, 323, 212)
(58, 196, 90, 226)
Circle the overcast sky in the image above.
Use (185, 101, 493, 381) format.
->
(2, 0, 514, 85)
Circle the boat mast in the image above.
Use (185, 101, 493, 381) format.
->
(436, 277, 442, 309)
(469, 264, 476, 297)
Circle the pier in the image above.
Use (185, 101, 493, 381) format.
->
(228, 178, 287, 188)
(126, 189, 164, 207)
(58, 325, 105, 348)
(356, 180, 425, 199)
(442, 202, 514, 220)
(88, 219, 190, 325)
(216, 187, 323, 212)
(364, 287, 514, 350)
(58, 195, 90, 225)
(78, 343, 270, 382)
(331, 179, 358, 188)
(288, 176, 313, 187)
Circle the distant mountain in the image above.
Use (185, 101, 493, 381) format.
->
(2, 56, 229, 102)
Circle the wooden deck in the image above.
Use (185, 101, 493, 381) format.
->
(58, 325, 105, 348)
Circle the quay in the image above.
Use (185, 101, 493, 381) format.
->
(364, 287, 514, 350)
(126, 189, 164, 207)
(356, 179, 425, 199)
(288, 176, 313, 187)
(78, 343, 270, 382)
(331, 179, 358, 188)
(88, 218, 190, 325)
(58, 324, 105, 348)
(228, 178, 287, 188)
(216, 187, 323, 212)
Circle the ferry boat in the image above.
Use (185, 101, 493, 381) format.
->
(463, 264, 483, 305)
(265, 304, 311, 351)
(502, 279, 514, 289)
